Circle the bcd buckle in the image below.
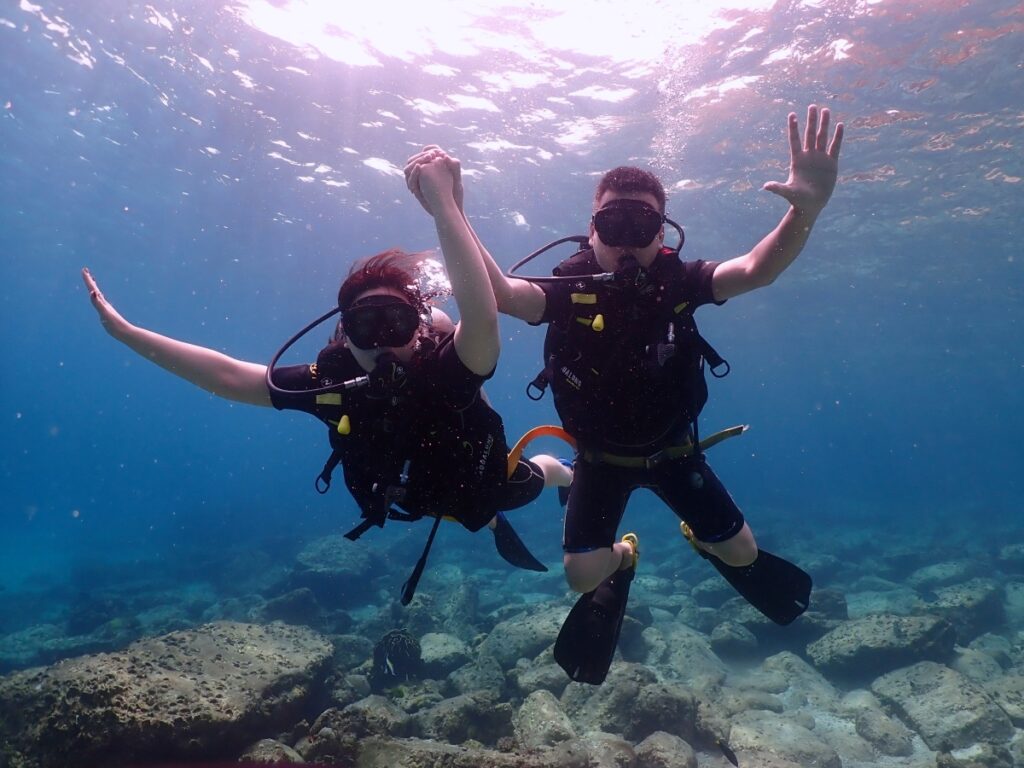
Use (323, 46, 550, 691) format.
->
(526, 372, 549, 401)
(644, 449, 668, 469)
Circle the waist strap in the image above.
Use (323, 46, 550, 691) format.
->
(580, 424, 748, 468)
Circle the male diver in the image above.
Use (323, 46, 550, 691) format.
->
(405, 105, 844, 682)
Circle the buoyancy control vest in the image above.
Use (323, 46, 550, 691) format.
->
(534, 247, 727, 453)
(311, 332, 510, 536)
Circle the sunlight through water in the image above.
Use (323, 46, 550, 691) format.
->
(232, 0, 779, 66)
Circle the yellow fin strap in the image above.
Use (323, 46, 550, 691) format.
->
(506, 425, 577, 478)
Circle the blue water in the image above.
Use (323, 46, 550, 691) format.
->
(1, 0, 1022, 629)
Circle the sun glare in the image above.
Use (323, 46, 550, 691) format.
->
(233, 0, 778, 68)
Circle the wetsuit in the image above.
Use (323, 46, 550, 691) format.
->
(270, 332, 544, 531)
(535, 249, 745, 552)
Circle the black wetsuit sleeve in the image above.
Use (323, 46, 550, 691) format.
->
(432, 333, 492, 411)
(267, 363, 321, 415)
(689, 259, 725, 307)
(533, 280, 573, 326)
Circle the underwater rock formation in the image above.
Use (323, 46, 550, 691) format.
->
(0, 621, 332, 768)
(806, 613, 957, 678)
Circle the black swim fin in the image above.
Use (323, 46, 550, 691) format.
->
(707, 548, 812, 625)
(492, 511, 547, 572)
(553, 566, 634, 684)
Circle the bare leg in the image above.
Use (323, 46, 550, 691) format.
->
(691, 521, 758, 566)
(564, 539, 635, 593)
(530, 453, 572, 488)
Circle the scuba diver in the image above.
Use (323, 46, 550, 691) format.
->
(405, 104, 844, 683)
(82, 153, 572, 604)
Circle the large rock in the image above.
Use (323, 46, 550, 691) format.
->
(806, 613, 956, 678)
(238, 738, 305, 764)
(0, 621, 332, 768)
(931, 578, 1005, 642)
(634, 730, 697, 768)
(983, 673, 1024, 727)
(288, 534, 380, 608)
(761, 651, 842, 711)
(854, 706, 915, 757)
(562, 661, 658, 737)
(907, 560, 980, 590)
(871, 661, 1014, 750)
(412, 690, 513, 745)
(644, 623, 727, 687)
(296, 698, 410, 763)
(477, 604, 565, 666)
(846, 586, 927, 618)
(728, 710, 842, 768)
(418, 632, 470, 679)
(352, 735, 590, 768)
(513, 689, 577, 749)
(449, 653, 506, 696)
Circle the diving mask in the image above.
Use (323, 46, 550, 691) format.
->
(592, 198, 665, 248)
(342, 295, 420, 350)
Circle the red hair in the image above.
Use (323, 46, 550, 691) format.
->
(337, 248, 429, 315)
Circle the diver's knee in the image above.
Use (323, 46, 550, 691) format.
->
(531, 453, 572, 488)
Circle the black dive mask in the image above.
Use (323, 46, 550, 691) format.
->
(592, 198, 665, 248)
(342, 295, 420, 350)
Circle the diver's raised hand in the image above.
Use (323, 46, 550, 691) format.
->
(82, 267, 131, 339)
(416, 156, 461, 216)
(404, 146, 464, 214)
(763, 104, 844, 217)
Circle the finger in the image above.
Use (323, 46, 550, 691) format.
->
(816, 108, 830, 152)
(407, 165, 422, 193)
(404, 153, 429, 177)
(81, 267, 99, 296)
(762, 181, 794, 203)
(405, 147, 436, 166)
(786, 112, 801, 158)
(828, 122, 845, 158)
(803, 104, 818, 152)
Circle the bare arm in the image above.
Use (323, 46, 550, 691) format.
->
(464, 210, 547, 324)
(712, 104, 844, 302)
(405, 147, 547, 324)
(404, 153, 500, 376)
(81, 268, 271, 406)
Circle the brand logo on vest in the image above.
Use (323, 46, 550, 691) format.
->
(476, 433, 494, 478)
(560, 365, 582, 391)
